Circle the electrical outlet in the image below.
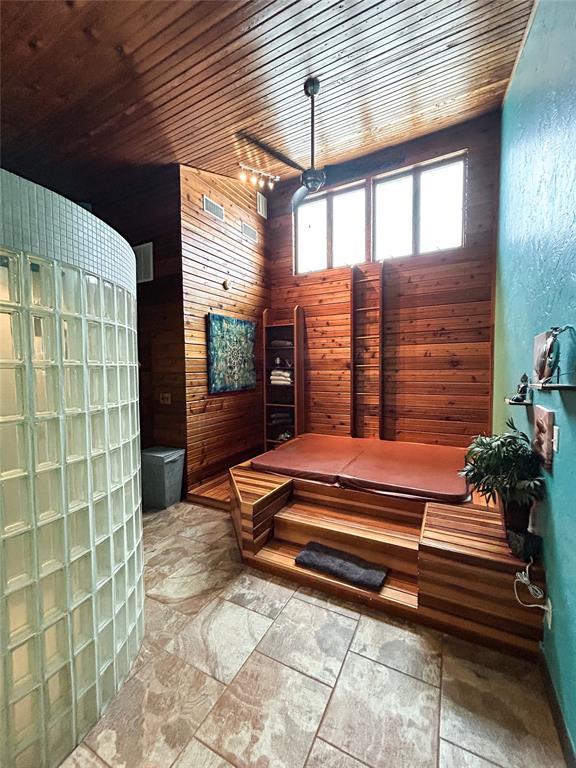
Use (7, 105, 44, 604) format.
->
(553, 425, 560, 453)
(159, 392, 172, 405)
(546, 598, 553, 630)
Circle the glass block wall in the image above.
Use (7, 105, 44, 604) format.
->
(0, 171, 143, 768)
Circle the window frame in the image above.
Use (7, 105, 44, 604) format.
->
(293, 151, 467, 274)
(294, 180, 368, 274)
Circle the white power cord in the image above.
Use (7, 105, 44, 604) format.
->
(513, 558, 547, 609)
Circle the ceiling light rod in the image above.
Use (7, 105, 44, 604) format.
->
(238, 163, 280, 182)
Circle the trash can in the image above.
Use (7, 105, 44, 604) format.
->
(141, 446, 185, 511)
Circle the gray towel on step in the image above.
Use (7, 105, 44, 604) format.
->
(295, 541, 388, 592)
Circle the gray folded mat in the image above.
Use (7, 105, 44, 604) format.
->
(295, 541, 388, 591)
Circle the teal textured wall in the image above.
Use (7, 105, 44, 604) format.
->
(494, 0, 576, 750)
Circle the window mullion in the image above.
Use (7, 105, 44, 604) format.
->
(412, 170, 421, 256)
(366, 180, 373, 263)
(327, 194, 333, 269)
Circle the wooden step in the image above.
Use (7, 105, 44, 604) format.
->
(187, 472, 232, 511)
(274, 500, 420, 576)
(248, 538, 419, 611)
(419, 502, 545, 643)
(246, 539, 540, 659)
(292, 477, 425, 526)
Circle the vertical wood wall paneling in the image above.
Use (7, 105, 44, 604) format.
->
(266, 113, 500, 447)
(180, 166, 269, 487)
(352, 262, 382, 438)
(92, 165, 186, 449)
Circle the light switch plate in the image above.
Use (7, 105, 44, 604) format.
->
(533, 405, 554, 468)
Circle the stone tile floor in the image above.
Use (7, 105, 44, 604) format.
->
(62, 501, 566, 768)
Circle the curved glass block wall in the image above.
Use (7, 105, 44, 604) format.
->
(0, 170, 144, 768)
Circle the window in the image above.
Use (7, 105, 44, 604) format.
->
(419, 160, 464, 252)
(295, 198, 327, 273)
(332, 187, 366, 267)
(294, 155, 465, 273)
(375, 158, 465, 260)
(374, 175, 413, 260)
(295, 186, 366, 273)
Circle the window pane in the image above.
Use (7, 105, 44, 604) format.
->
(296, 199, 327, 273)
(374, 175, 413, 259)
(332, 188, 366, 267)
(419, 159, 464, 252)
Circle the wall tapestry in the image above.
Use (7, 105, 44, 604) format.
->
(207, 313, 257, 394)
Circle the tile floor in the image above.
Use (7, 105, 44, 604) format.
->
(62, 501, 566, 768)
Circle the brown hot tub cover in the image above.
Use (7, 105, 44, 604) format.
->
(338, 439, 468, 502)
(251, 433, 363, 484)
(251, 433, 468, 502)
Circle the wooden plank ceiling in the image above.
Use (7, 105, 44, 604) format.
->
(1, 0, 532, 197)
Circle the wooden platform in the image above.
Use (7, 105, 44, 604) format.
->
(187, 472, 233, 511)
(229, 465, 292, 553)
(419, 503, 544, 641)
(229, 463, 546, 658)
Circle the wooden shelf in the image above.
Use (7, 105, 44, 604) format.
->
(529, 382, 576, 391)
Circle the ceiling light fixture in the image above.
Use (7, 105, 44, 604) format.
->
(238, 163, 280, 191)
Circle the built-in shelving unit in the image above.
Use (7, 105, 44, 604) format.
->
(263, 306, 305, 450)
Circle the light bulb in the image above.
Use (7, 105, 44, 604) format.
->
(250, 174, 258, 185)
(258, 177, 265, 188)
(239, 170, 247, 182)
(267, 180, 274, 190)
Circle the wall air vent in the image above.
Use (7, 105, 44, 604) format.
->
(241, 221, 258, 244)
(256, 191, 268, 219)
(203, 195, 225, 221)
(133, 242, 154, 283)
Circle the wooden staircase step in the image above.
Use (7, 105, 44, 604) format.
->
(292, 478, 424, 526)
(187, 472, 232, 511)
(249, 539, 418, 610)
(274, 500, 420, 576)
(246, 539, 540, 659)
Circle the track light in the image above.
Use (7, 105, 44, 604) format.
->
(238, 164, 280, 190)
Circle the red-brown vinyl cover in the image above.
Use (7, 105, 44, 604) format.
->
(339, 439, 468, 502)
(251, 433, 468, 502)
(252, 434, 363, 484)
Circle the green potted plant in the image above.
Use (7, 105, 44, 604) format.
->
(462, 418, 546, 533)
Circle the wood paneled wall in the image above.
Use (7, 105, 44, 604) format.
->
(266, 113, 500, 447)
(180, 166, 269, 486)
(92, 166, 186, 449)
